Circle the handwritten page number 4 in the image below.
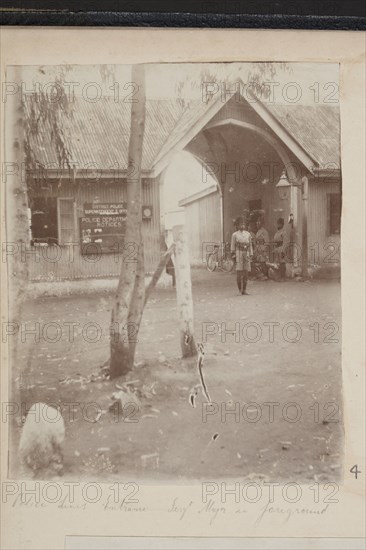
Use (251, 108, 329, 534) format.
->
(350, 465, 361, 479)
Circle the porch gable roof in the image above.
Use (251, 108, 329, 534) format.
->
(150, 95, 341, 177)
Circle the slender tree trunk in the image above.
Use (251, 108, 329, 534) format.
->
(5, 68, 30, 332)
(5, 67, 30, 457)
(110, 65, 146, 378)
(172, 225, 197, 357)
(126, 234, 145, 365)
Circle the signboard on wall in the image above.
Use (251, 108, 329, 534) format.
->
(80, 202, 127, 254)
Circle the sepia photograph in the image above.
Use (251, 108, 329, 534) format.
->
(1, 21, 365, 550)
(4, 60, 344, 484)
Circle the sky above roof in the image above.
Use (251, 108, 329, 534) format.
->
(18, 62, 339, 106)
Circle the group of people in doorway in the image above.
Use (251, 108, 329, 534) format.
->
(230, 215, 288, 295)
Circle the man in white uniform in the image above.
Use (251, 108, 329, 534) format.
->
(231, 217, 253, 295)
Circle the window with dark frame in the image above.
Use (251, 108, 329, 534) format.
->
(30, 196, 77, 245)
(328, 193, 341, 235)
(30, 197, 58, 245)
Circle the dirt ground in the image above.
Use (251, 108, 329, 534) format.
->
(11, 269, 343, 483)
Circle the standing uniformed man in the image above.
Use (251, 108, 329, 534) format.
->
(231, 217, 253, 295)
(273, 217, 288, 281)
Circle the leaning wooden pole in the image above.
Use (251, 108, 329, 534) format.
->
(144, 244, 175, 307)
(172, 225, 197, 358)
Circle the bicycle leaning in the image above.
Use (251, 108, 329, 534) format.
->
(206, 242, 235, 273)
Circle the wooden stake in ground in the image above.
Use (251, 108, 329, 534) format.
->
(172, 225, 197, 358)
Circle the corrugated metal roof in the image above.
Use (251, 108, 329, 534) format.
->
(266, 104, 340, 167)
(151, 97, 219, 169)
(151, 99, 340, 172)
(24, 96, 185, 171)
(25, 94, 340, 174)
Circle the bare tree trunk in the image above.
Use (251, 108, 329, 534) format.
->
(110, 65, 146, 378)
(126, 235, 145, 366)
(5, 67, 30, 458)
(5, 68, 30, 333)
(172, 225, 197, 358)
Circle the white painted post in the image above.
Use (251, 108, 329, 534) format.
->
(301, 176, 309, 278)
(172, 224, 197, 358)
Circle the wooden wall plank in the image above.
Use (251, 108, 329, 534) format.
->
(28, 177, 161, 281)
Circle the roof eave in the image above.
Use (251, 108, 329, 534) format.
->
(27, 167, 154, 180)
(179, 184, 219, 206)
(312, 167, 341, 179)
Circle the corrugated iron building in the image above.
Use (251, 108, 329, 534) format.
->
(25, 97, 185, 280)
(25, 91, 341, 281)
